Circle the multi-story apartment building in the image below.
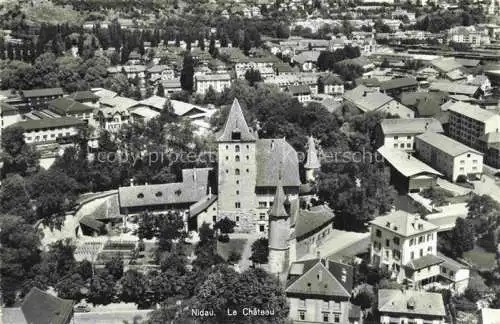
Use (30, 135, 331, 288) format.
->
(378, 289, 446, 324)
(415, 132, 483, 181)
(195, 73, 232, 95)
(11, 117, 86, 144)
(370, 210, 469, 292)
(447, 101, 500, 150)
(375, 118, 444, 151)
(287, 85, 312, 103)
(286, 258, 362, 324)
(21, 88, 64, 110)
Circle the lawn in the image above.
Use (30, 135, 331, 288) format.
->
(24, 3, 83, 26)
(463, 245, 497, 270)
(217, 238, 247, 261)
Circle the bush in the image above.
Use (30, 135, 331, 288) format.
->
(228, 252, 241, 263)
(456, 175, 468, 183)
(218, 234, 230, 243)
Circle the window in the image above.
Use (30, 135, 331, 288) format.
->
(137, 193, 144, 199)
(376, 229, 381, 237)
(299, 311, 305, 321)
(246, 168, 250, 173)
(460, 160, 465, 164)
(235, 169, 240, 175)
(406, 143, 412, 148)
(393, 250, 401, 260)
(385, 250, 390, 258)
(235, 155, 240, 162)
(410, 238, 415, 246)
(236, 190, 239, 195)
(236, 216, 240, 222)
(235, 202, 241, 208)
(467, 153, 471, 157)
(322, 313, 329, 322)
(260, 213, 266, 220)
(400, 143, 405, 148)
(386, 239, 390, 247)
(334, 313, 340, 323)
(427, 233, 433, 241)
(212, 216, 217, 222)
(259, 201, 267, 208)
(420, 249, 423, 257)
(473, 159, 478, 164)
(259, 225, 265, 232)
(407, 136, 412, 139)
(393, 237, 400, 245)
(235, 145, 240, 152)
(419, 236, 424, 243)
(394, 136, 399, 139)
(155, 191, 163, 197)
(459, 167, 464, 171)
(427, 246, 432, 253)
(225, 156, 228, 160)
(394, 143, 398, 148)
(236, 180, 239, 184)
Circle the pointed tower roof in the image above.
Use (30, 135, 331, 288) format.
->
(269, 159, 289, 218)
(304, 136, 321, 169)
(217, 98, 256, 142)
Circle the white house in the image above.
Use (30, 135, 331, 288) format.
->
(195, 74, 232, 95)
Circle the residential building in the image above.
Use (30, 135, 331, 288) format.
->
(21, 88, 64, 110)
(375, 118, 444, 151)
(291, 51, 320, 72)
(286, 258, 362, 324)
(162, 79, 182, 96)
(447, 101, 500, 150)
(343, 85, 414, 118)
(320, 74, 344, 96)
(67, 90, 100, 107)
(187, 194, 218, 230)
(379, 77, 418, 97)
(415, 132, 483, 181)
(448, 25, 491, 47)
(287, 85, 312, 103)
(195, 73, 232, 95)
(429, 81, 481, 98)
(377, 146, 442, 193)
(430, 57, 466, 81)
(378, 289, 446, 324)
(107, 65, 146, 81)
(11, 117, 86, 144)
(2, 287, 74, 324)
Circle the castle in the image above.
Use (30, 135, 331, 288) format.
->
(216, 99, 335, 275)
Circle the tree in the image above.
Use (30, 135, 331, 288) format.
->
(244, 68, 262, 86)
(198, 36, 205, 51)
(0, 215, 42, 306)
(120, 269, 148, 307)
(55, 273, 86, 301)
(209, 35, 216, 57)
(180, 53, 194, 92)
(467, 194, 499, 219)
(156, 83, 165, 97)
(451, 218, 475, 257)
(157, 212, 184, 252)
(214, 217, 236, 234)
(1, 126, 40, 176)
(352, 284, 375, 310)
(249, 238, 269, 265)
(105, 255, 124, 280)
(88, 272, 115, 306)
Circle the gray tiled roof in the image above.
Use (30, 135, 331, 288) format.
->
(429, 81, 479, 96)
(22, 87, 63, 98)
(405, 254, 444, 270)
(377, 146, 442, 178)
(217, 99, 257, 142)
(48, 98, 94, 115)
(20, 287, 74, 324)
(380, 118, 443, 135)
(255, 139, 300, 187)
(12, 117, 85, 131)
(118, 168, 211, 208)
(370, 210, 438, 237)
(416, 132, 482, 157)
(269, 185, 289, 217)
(294, 204, 335, 240)
(380, 77, 418, 91)
(378, 289, 446, 317)
(188, 195, 217, 219)
(286, 259, 353, 298)
(447, 101, 498, 122)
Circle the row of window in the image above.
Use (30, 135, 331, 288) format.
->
(393, 143, 413, 149)
(26, 132, 71, 141)
(409, 233, 434, 246)
(226, 168, 250, 175)
(297, 311, 340, 323)
(224, 155, 250, 161)
(393, 136, 412, 140)
(224, 144, 251, 151)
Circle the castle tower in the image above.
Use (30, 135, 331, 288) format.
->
(304, 136, 320, 182)
(268, 178, 291, 276)
(217, 99, 258, 231)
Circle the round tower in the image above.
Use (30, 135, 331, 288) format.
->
(268, 184, 290, 276)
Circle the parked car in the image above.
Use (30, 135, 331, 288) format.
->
(74, 304, 91, 313)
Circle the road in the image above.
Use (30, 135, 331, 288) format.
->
(471, 174, 500, 203)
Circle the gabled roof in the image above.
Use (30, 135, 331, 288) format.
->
(378, 289, 446, 317)
(416, 132, 482, 157)
(255, 139, 300, 187)
(48, 98, 94, 115)
(12, 117, 86, 131)
(431, 57, 463, 73)
(370, 210, 438, 237)
(286, 259, 352, 298)
(170, 100, 208, 117)
(135, 95, 168, 111)
(479, 132, 500, 144)
(217, 98, 256, 142)
(292, 51, 321, 65)
(447, 101, 499, 122)
(377, 146, 443, 178)
(100, 96, 139, 110)
(429, 81, 479, 96)
(380, 118, 443, 135)
(294, 204, 335, 240)
(22, 88, 63, 98)
(189, 195, 218, 219)
(405, 254, 444, 270)
(68, 90, 99, 102)
(288, 84, 311, 95)
(20, 287, 74, 324)
(380, 77, 418, 91)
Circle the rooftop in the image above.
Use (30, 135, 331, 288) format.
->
(370, 210, 438, 237)
(431, 57, 463, 73)
(294, 204, 335, 240)
(447, 101, 499, 122)
(217, 98, 256, 142)
(378, 289, 446, 317)
(288, 84, 311, 95)
(48, 98, 95, 114)
(405, 254, 444, 270)
(67, 90, 99, 102)
(429, 81, 479, 96)
(22, 88, 63, 98)
(416, 132, 482, 157)
(12, 117, 86, 131)
(18, 287, 74, 324)
(380, 118, 443, 135)
(377, 146, 442, 178)
(380, 77, 418, 91)
(255, 138, 300, 188)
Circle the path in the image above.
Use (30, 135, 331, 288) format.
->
(436, 178, 472, 196)
(229, 232, 258, 272)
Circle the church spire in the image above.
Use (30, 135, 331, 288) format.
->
(217, 98, 256, 142)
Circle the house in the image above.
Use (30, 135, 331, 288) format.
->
(21, 88, 64, 110)
(285, 258, 362, 324)
(107, 65, 146, 81)
(187, 194, 218, 230)
(1, 102, 22, 129)
(478, 133, 500, 169)
(479, 308, 500, 324)
(2, 287, 74, 324)
(291, 51, 320, 72)
(343, 85, 414, 118)
(415, 132, 483, 181)
(448, 25, 490, 47)
(370, 210, 470, 292)
(118, 168, 212, 215)
(430, 57, 466, 81)
(162, 79, 182, 96)
(429, 81, 481, 98)
(467, 75, 492, 95)
(378, 289, 446, 324)
(147, 65, 175, 82)
(47, 98, 95, 123)
(377, 146, 442, 193)
(375, 118, 444, 150)
(195, 73, 232, 95)
(447, 101, 500, 150)
(379, 77, 418, 97)
(11, 117, 86, 144)
(319, 74, 344, 96)
(287, 85, 312, 103)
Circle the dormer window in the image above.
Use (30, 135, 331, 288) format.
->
(232, 131, 241, 140)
